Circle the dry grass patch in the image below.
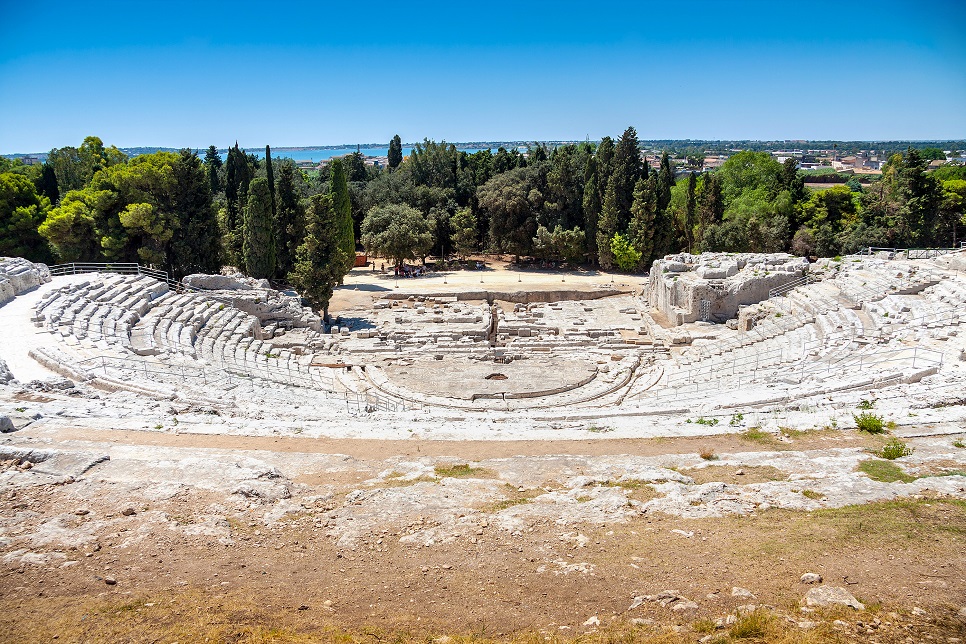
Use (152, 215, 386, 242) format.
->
(434, 463, 496, 479)
(602, 478, 662, 502)
(682, 465, 787, 486)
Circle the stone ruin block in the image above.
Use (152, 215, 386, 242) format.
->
(647, 252, 807, 325)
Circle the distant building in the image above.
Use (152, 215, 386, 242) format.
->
(17, 155, 40, 165)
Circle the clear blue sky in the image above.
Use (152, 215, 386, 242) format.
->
(1, 0, 964, 153)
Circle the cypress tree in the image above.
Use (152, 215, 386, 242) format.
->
(288, 193, 348, 323)
(275, 162, 304, 278)
(656, 151, 674, 214)
(684, 172, 698, 252)
(34, 161, 60, 205)
(265, 145, 277, 219)
(329, 159, 355, 278)
(388, 134, 403, 171)
(582, 156, 600, 264)
(204, 145, 222, 195)
(628, 176, 655, 270)
(597, 176, 619, 270)
(612, 127, 643, 231)
(242, 177, 276, 279)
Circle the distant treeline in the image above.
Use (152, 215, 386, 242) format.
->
(1, 131, 965, 315)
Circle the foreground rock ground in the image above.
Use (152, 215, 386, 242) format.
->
(1, 253, 965, 642)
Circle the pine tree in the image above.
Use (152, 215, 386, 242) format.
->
(242, 177, 276, 279)
(288, 193, 348, 322)
(388, 134, 403, 171)
(597, 176, 619, 269)
(329, 159, 355, 278)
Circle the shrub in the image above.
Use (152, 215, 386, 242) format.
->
(953, 440, 965, 449)
(699, 448, 718, 461)
(854, 412, 885, 434)
(695, 417, 719, 426)
(856, 399, 875, 410)
(729, 413, 744, 427)
(876, 438, 913, 460)
(730, 609, 773, 639)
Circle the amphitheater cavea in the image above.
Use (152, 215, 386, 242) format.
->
(2, 249, 965, 639)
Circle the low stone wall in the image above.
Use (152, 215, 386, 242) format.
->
(383, 288, 628, 304)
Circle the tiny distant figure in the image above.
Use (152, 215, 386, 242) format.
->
(381, 263, 385, 272)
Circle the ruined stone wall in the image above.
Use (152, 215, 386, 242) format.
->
(648, 253, 806, 325)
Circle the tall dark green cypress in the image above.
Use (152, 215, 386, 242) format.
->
(597, 176, 619, 270)
(612, 127, 643, 232)
(582, 156, 600, 264)
(329, 159, 355, 279)
(265, 145, 277, 219)
(656, 151, 674, 215)
(34, 162, 60, 205)
(204, 145, 222, 195)
(275, 162, 304, 278)
(388, 134, 403, 171)
(242, 177, 276, 279)
(684, 172, 698, 252)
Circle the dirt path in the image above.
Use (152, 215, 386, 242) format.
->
(28, 424, 884, 461)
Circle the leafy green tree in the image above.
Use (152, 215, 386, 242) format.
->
(939, 179, 966, 247)
(610, 233, 641, 271)
(597, 177, 619, 269)
(47, 136, 126, 197)
(477, 165, 544, 257)
(533, 225, 586, 263)
(242, 177, 276, 278)
(329, 159, 356, 277)
(0, 172, 53, 262)
(918, 147, 945, 161)
(360, 203, 433, 266)
(450, 207, 478, 260)
(289, 193, 348, 322)
(388, 134, 403, 171)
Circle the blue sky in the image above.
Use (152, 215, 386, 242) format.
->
(1, 0, 964, 152)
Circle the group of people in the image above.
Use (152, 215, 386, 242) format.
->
(391, 263, 426, 278)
